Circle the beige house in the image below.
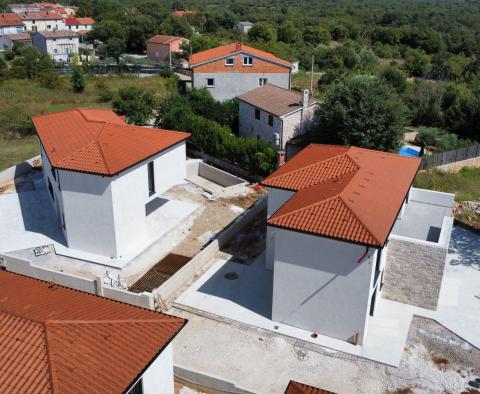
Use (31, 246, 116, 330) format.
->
(32, 30, 79, 62)
(146, 35, 188, 64)
(237, 84, 318, 150)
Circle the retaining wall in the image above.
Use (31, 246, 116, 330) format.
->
(436, 156, 480, 172)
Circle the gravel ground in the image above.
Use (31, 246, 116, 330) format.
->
(171, 311, 480, 394)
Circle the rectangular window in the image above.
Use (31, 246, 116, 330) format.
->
(47, 25, 51, 29)
(268, 114, 274, 126)
(206, 78, 215, 87)
(225, 57, 234, 66)
(48, 180, 54, 201)
(254, 108, 260, 120)
(375, 249, 382, 272)
(51, 168, 56, 182)
(243, 56, 253, 66)
(148, 161, 155, 196)
(259, 78, 268, 86)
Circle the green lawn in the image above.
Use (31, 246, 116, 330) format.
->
(414, 167, 480, 202)
(0, 138, 39, 171)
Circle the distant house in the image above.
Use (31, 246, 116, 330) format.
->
(234, 21, 253, 33)
(237, 84, 318, 150)
(33, 109, 190, 258)
(172, 10, 194, 17)
(32, 30, 79, 62)
(146, 34, 188, 64)
(65, 16, 94, 34)
(7, 2, 76, 17)
(262, 144, 454, 346)
(189, 42, 292, 101)
(0, 269, 186, 394)
(0, 12, 25, 35)
(19, 11, 66, 32)
(0, 32, 31, 49)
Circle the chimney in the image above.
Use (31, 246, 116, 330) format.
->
(301, 89, 309, 108)
(235, 42, 241, 51)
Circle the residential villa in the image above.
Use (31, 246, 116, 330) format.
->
(0, 32, 32, 49)
(234, 21, 253, 33)
(189, 42, 293, 101)
(33, 108, 190, 259)
(0, 12, 25, 35)
(237, 84, 318, 151)
(261, 144, 454, 345)
(32, 30, 79, 62)
(0, 269, 186, 394)
(65, 16, 95, 34)
(7, 2, 76, 17)
(19, 11, 66, 32)
(146, 34, 188, 63)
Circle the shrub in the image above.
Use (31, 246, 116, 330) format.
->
(37, 72, 64, 90)
(71, 66, 86, 93)
(113, 86, 157, 125)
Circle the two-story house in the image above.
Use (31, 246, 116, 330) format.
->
(19, 10, 66, 32)
(65, 16, 94, 34)
(261, 144, 454, 346)
(32, 30, 79, 62)
(189, 42, 292, 101)
(0, 13, 25, 35)
(237, 84, 318, 151)
(146, 34, 188, 64)
(33, 108, 190, 259)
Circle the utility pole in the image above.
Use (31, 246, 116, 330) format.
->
(169, 39, 172, 70)
(310, 55, 314, 93)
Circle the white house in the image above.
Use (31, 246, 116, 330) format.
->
(234, 21, 253, 33)
(7, 2, 77, 16)
(33, 108, 190, 259)
(261, 144, 454, 345)
(0, 12, 25, 35)
(32, 30, 79, 62)
(237, 84, 318, 151)
(189, 42, 292, 101)
(0, 269, 186, 394)
(0, 32, 31, 49)
(65, 16, 94, 33)
(19, 10, 66, 32)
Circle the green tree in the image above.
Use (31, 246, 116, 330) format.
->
(303, 26, 330, 46)
(182, 35, 220, 54)
(314, 75, 407, 151)
(277, 21, 302, 44)
(89, 20, 126, 43)
(403, 49, 430, 77)
(113, 86, 157, 125)
(126, 14, 157, 52)
(77, 0, 93, 16)
(14, 46, 54, 79)
(380, 66, 407, 93)
(248, 22, 277, 42)
(160, 15, 193, 37)
(100, 38, 126, 64)
(71, 66, 86, 93)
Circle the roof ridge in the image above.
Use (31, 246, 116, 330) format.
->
(266, 152, 357, 190)
(269, 193, 341, 222)
(46, 318, 182, 324)
(42, 322, 59, 394)
(96, 124, 112, 173)
(337, 194, 380, 245)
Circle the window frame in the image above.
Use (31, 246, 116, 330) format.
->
(148, 161, 155, 196)
(258, 78, 268, 86)
(268, 114, 274, 127)
(254, 108, 260, 120)
(225, 57, 234, 66)
(243, 56, 253, 66)
(206, 78, 215, 88)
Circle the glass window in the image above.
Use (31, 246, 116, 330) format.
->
(243, 56, 253, 66)
(127, 379, 143, 394)
(268, 114, 274, 126)
(206, 78, 215, 87)
(148, 161, 155, 196)
(225, 57, 234, 66)
(255, 108, 260, 120)
(259, 78, 268, 86)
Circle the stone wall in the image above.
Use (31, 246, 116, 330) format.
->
(436, 156, 480, 172)
(382, 238, 447, 310)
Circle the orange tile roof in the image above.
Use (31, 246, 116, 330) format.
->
(285, 380, 336, 394)
(0, 12, 23, 26)
(147, 34, 184, 44)
(65, 16, 94, 25)
(0, 270, 186, 394)
(19, 11, 63, 20)
(262, 144, 421, 247)
(189, 42, 292, 68)
(33, 109, 190, 176)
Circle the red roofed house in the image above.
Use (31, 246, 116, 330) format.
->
(0, 12, 25, 35)
(19, 10, 66, 32)
(0, 32, 32, 49)
(34, 108, 190, 258)
(261, 144, 454, 345)
(0, 270, 186, 393)
(65, 16, 95, 34)
(146, 34, 188, 64)
(189, 42, 292, 101)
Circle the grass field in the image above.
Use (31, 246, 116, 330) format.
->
(414, 167, 480, 202)
(0, 138, 39, 171)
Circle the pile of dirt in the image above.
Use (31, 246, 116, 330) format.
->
(454, 201, 480, 231)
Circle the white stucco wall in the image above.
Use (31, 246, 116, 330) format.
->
(192, 72, 290, 102)
(265, 187, 294, 218)
(32, 34, 79, 62)
(23, 18, 66, 32)
(128, 343, 174, 394)
(0, 25, 24, 35)
(271, 228, 377, 344)
(41, 141, 187, 258)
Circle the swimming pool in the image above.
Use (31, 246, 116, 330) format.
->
(399, 147, 421, 157)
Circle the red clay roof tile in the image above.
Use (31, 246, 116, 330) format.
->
(262, 144, 421, 247)
(33, 109, 190, 176)
(147, 34, 184, 44)
(285, 380, 336, 394)
(0, 270, 186, 394)
(189, 42, 292, 68)
(0, 12, 23, 26)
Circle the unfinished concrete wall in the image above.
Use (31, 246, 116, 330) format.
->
(382, 237, 448, 310)
(198, 162, 245, 187)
